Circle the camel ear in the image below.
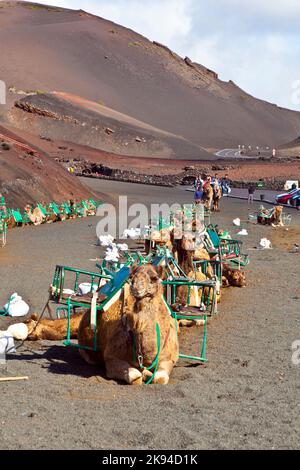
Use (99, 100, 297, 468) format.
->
(155, 265, 166, 280)
(130, 262, 140, 277)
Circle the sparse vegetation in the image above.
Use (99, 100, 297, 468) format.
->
(128, 41, 143, 47)
(22, 3, 63, 12)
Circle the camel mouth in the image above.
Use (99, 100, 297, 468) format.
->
(131, 289, 151, 299)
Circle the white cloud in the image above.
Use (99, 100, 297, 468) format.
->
(21, 0, 300, 110)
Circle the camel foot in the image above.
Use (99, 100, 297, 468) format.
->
(127, 368, 143, 385)
(153, 370, 169, 385)
(178, 319, 194, 328)
(142, 369, 153, 382)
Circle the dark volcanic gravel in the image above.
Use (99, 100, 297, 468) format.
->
(0, 180, 299, 450)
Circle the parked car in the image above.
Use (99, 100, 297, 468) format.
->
(290, 192, 300, 207)
(275, 188, 300, 205)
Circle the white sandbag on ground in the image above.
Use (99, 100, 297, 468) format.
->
(233, 218, 241, 227)
(4, 293, 30, 317)
(0, 332, 15, 356)
(259, 238, 272, 249)
(7, 323, 29, 341)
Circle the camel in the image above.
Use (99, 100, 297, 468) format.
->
(172, 234, 219, 324)
(222, 265, 246, 288)
(212, 185, 222, 212)
(24, 205, 45, 226)
(25, 312, 84, 341)
(86, 201, 96, 216)
(78, 264, 179, 385)
(257, 206, 284, 226)
(6, 215, 16, 229)
(203, 184, 213, 211)
(272, 206, 284, 227)
(145, 227, 172, 255)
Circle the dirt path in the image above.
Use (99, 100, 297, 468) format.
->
(0, 181, 299, 449)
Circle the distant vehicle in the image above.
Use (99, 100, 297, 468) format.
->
(276, 188, 300, 205)
(284, 180, 299, 191)
(290, 192, 300, 207)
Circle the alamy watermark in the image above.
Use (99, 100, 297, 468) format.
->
(95, 196, 206, 240)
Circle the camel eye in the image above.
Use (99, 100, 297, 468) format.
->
(150, 275, 159, 282)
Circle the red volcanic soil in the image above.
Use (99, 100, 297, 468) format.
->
(0, 124, 97, 207)
(0, 0, 300, 155)
(10, 126, 299, 182)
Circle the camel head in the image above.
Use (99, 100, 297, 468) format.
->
(130, 264, 165, 300)
(223, 266, 246, 288)
(181, 232, 196, 252)
(150, 228, 171, 246)
(274, 206, 283, 220)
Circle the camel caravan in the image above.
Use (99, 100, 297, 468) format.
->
(0, 198, 100, 231)
(9, 204, 249, 386)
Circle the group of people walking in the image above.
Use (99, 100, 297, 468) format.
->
(194, 174, 231, 211)
(194, 174, 231, 208)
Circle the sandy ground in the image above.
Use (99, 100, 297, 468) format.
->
(0, 179, 299, 450)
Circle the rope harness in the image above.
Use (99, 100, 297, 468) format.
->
(132, 322, 161, 385)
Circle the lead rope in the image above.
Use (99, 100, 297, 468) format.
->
(133, 322, 161, 385)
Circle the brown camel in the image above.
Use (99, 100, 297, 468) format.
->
(145, 228, 172, 254)
(24, 205, 45, 225)
(212, 186, 222, 212)
(203, 184, 213, 211)
(25, 312, 84, 341)
(78, 264, 179, 385)
(257, 206, 284, 226)
(222, 265, 246, 287)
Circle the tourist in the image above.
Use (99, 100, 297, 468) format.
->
(221, 174, 231, 196)
(194, 186, 204, 204)
(194, 174, 203, 189)
(248, 184, 256, 204)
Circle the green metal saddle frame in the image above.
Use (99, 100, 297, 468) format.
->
(64, 266, 131, 352)
(205, 228, 249, 269)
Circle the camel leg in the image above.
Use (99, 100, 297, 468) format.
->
(152, 360, 174, 385)
(79, 349, 100, 366)
(106, 359, 143, 385)
(28, 325, 65, 341)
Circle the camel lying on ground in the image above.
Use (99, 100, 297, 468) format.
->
(24, 205, 46, 226)
(257, 206, 284, 226)
(25, 312, 84, 341)
(78, 264, 179, 384)
(222, 265, 246, 287)
(145, 228, 172, 254)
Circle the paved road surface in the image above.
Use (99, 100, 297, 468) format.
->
(215, 148, 241, 158)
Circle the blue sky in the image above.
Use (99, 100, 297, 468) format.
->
(23, 0, 300, 111)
